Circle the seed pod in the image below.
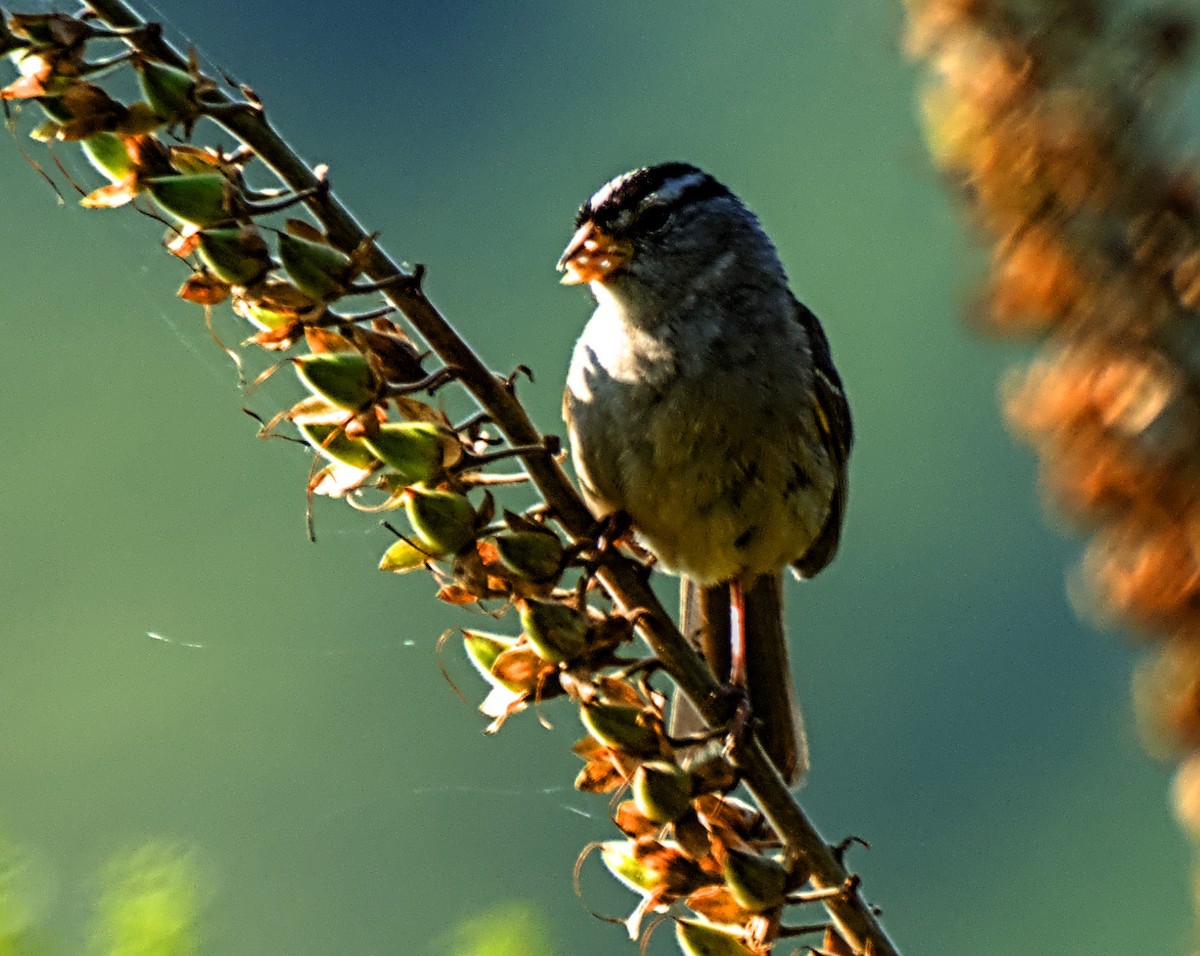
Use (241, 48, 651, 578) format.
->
(465, 632, 545, 693)
(145, 173, 234, 228)
(277, 231, 353, 301)
(672, 810, 711, 860)
(491, 529, 564, 583)
(234, 280, 317, 332)
(675, 920, 757, 956)
(518, 598, 587, 663)
(138, 59, 195, 123)
(293, 352, 376, 410)
(404, 486, 476, 556)
(81, 131, 135, 182)
(197, 227, 271, 287)
(378, 537, 434, 574)
(350, 325, 426, 383)
(488, 645, 548, 694)
(599, 840, 659, 895)
(35, 95, 73, 123)
(0, 19, 26, 57)
(361, 422, 444, 486)
(7, 14, 72, 46)
(600, 839, 710, 900)
(580, 702, 660, 757)
(238, 302, 289, 331)
(722, 847, 788, 913)
(463, 630, 519, 683)
(295, 422, 379, 471)
(632, 761, 693, 824)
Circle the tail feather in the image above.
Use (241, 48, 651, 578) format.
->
(674, 573, 807, 785)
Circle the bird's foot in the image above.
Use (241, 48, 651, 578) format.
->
(570, 510, 653, 575)
(593, 509, 634, 554)
(712, 681, 754, 766)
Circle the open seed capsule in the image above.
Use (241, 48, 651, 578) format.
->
(675, 920, 757, 956)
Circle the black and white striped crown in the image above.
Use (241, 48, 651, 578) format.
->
(575, 162, 733, 228)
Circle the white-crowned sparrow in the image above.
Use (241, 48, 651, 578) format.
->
(559, 162, 852, 784)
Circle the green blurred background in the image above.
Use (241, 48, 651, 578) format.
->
(0, 1, 1191, 953)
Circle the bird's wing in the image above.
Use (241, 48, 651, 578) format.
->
(791, 298, 853, 578)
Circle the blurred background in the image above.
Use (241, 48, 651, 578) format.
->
(0, 1, 1192, 953)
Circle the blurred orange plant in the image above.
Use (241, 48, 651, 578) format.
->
(904, 0, 1200, 842)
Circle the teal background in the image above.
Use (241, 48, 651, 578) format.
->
(0, 1, 1190, 953)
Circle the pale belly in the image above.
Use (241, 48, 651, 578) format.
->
(565, 313, 835, 584)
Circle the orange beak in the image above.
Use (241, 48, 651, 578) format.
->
(557, 222, 634, 285)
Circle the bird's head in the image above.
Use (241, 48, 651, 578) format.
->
(557, 163, 785, 311)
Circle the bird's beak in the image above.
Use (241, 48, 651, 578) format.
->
(556, 222, 634, 285)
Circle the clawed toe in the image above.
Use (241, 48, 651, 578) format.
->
(713, 682, 754, 762)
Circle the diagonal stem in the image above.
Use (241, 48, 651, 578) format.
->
(81, 3, 901, 952)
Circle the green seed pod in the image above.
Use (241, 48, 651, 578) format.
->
(462, 630, 519, 684)
(277, 231, 353, 301)
(233, 280, 316, 332)
(721, 847, 788, 914)
(138, 59, 195, 122)
(81, 131, 135, 182)
(404, 486, 475, 556)
(197, 227, 271, 287)
(491, 530, 564, 583)
(599, 840, 658, 895)
(293, 352, 376, 410)
(295, 422, 379, 471)
(35, 95, 73, 123)
(361, 422, 444, 486)
(378, 537, 435, 574)
(675, 920, 757, 956)
(632, 761, 693, 824)
(237, 301, 290, 331)
(518, 599, 587, 664)
(580, 702, 660, 757)
(600, 839, 709, 900)
(145, 173, 234, 228)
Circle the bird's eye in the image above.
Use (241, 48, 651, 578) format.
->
(637, 204, 672, 234)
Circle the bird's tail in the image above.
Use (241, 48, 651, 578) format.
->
(674, 572, 808, 785)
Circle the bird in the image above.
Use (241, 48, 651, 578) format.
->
(558, 162, 852, 785)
